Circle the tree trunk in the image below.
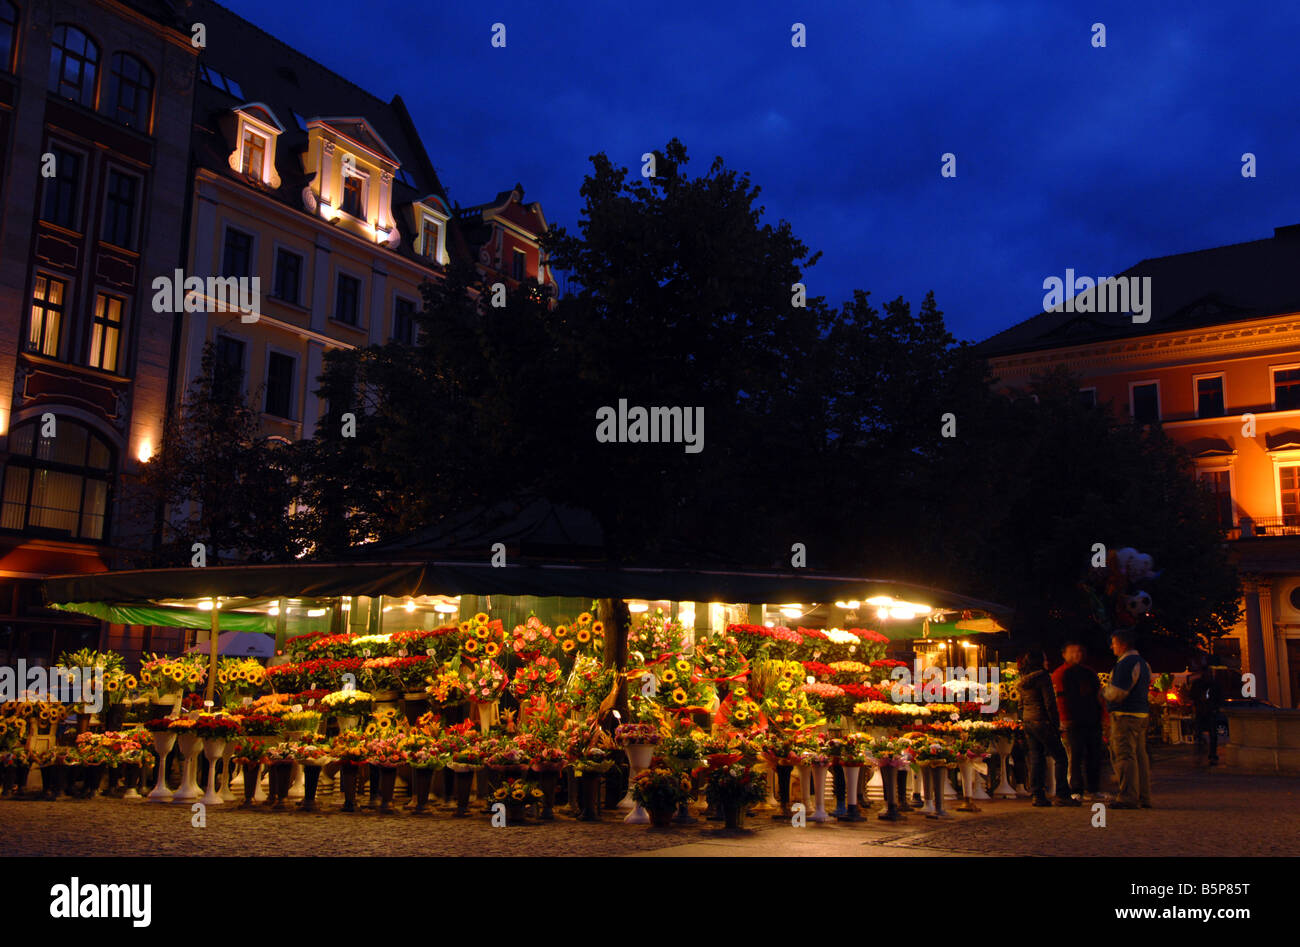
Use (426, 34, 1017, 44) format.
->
(599, 598, 630, 728)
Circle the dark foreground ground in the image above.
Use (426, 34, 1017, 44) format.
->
(1, 746, 1294, 857)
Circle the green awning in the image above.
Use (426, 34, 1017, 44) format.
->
(50, 602, 275, 633)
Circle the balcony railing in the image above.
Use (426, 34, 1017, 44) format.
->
(1229, 516, 1300, 540)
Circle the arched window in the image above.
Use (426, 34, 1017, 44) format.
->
(0, 418, 114, 540)
(0, 2, 17, 75)
(106, 52, 153, 131)
(48, 25, 98, 107)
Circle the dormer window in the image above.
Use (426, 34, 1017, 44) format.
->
(421, 219, 440, 261)
(412, 194, 450, 266)
(241, 127, 267, 178)
(341, 168, 366, 218)
(226, 103, 284, 188)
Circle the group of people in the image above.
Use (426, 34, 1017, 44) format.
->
(1016, 629, 1159, 809)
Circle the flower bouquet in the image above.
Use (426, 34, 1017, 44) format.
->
(509, 655, 563, 699)
(281, 709, 322, 735)
(230, 713, 283, 738)
(215, 658, 266, 699)
(632, 766, 692, 825)
(492, 776, 544, 814)
(614, 722, 660, 746)
(462, 659, 507, 703)
(192, 715, 242, 740)
(704, 762, 766, 828)
(459, 614, 507, 661)
(322, 689, 374, 719)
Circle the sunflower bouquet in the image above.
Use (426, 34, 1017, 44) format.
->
(140, 653, 207, 696)
(0, 716, 27, 752)
(760, 663, 825, 734)
(721, 684, 762, 731)
(215, 658, 266, 699)
(363, 706, 403, 737)
(566, 609, 606, 656)
(493, 776, 544, 807)
(458, 614, 507, 661)
(644, 655, 714, 712)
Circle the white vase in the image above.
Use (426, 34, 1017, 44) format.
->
(201, 738, 227, 806)
(146, 732, 176, 802)
(173, 733, 204, 802)
(992, 738, 1017, 799)
(918, 764, 937, 815)
(288, 761, 305, 799)
(621, 743, 654, 820)
(338, 715, 360, 732)
(943, 766, 959, 799)
(220, 744, 237, 802)
(957, 759, 981, 812)
(864, 764, 885, 801)
(810, 764, 830, 822)
(474, 700, 499, 735)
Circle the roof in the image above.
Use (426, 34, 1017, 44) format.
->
(184, 0, 470, 266)
(41, 561, 1010, 615)
(976, 223, 1300, 358)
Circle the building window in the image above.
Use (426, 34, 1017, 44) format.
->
(0, 418, 113, 541)
(241, 127, 267, 180)
(214, 335, 246, 401)
(88, 294, 123, 373)
(48, 25, 99, 108)
(421, 219, 440, 261)
(393, 297, 415, 344)
(1281, 466, 1300, 527)
(221, 227, 253, 278)
(41, 147, 81, 230)
(1131, 382, 1160, 424)
(341, 171, 365, 218)
(1198, 469, 1233, 530)
(27, 275, 65, 358)
(1195, 375, 1225, 418)
(335, 274, 360, 326)
(512, 249, 526, 281)
(1274, 368, 1300, 411)
(264, 352, 295, 419)
(106, 53, 153, 131)
(0, 1, 17, 74)
(1078, 388, 1097, 409)
(102, 170, 138, 249)
(272, 248, 302, 303)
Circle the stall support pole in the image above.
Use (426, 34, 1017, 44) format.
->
(204, 598, 220, 705)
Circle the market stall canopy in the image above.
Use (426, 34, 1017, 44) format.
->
(49, 600, 275, 633)
(42, 560, 1009, 617)
(185, 631, 275, 657)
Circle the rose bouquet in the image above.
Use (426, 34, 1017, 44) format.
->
(614, 722, 660, 746)
(229, 713, 283, 737)
(365, 737, 406, 768)
(462, 659, 507, 703)
(509, 655, 563, 699)
(192, 714, 242, 740)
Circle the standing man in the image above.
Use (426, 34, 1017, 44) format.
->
(1104, 629, 1153, 809)
(1018, 651, 1080, 806)
(1053, 640, 1108, 800)
(1188, 657, 1223, 765)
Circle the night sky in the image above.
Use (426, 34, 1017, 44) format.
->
(220, 0, 1300, 343)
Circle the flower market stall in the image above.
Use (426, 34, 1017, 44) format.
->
(2, 561, 1026, 832)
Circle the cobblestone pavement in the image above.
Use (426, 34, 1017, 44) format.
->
(1, 747, 1294, 857)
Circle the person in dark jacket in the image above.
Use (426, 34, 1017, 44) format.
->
(1017, 651, 1080, 807)
(1188, 658, 1223, 765)
(1051, 641, 1107, 799)
(1104, 629, 1153, 808)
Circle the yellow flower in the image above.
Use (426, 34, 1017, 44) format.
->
(562, 639, 576, 653)
(592, 621, 605, 635)
(484, 642, 501, 657)
(365, 723, 378, 736)
(463, 639, 479, 653)
(783, 698, 796, 710)
(793, 714, 805, 727)
(735, 708, 749, 721)
(576, 629, 591, 643)
(661, 669, 677, 684)
(474, 612, 489, 626)
(675, 659, 691, 674)
(187, 672, 201, 685)
(672, 688, 688, 705)
(494, 788, 507, 799)
(531, 788, 544, 798)
(734, 686, 747, 698)
(475, 627, 489, 640)
(511, 788, 525, 800)
(555, 625, 569, 638)
(105, 678, 119, 692)
(777, 680, 791, 692)
(780, 668, 795, 680)
(577, 612, 592, 626)
(459, 621, 472, 634)
(140, 671, 152, 685)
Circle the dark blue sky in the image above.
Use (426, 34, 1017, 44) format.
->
(222, 0, 1300, 344)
